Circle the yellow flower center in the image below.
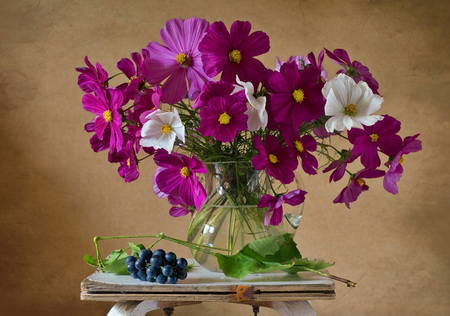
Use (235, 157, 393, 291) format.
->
(103, 110, 113, 122)
(129, 75, 138, 83)
(369, 133, 379, 142)
(292, 89, 305, 103)
(218, 112, 231, 125)
(180, 166, 191, 178)
(356, 178, 365, 187)
(294, 140, 304, 152)
(161, 124, 172, 134)
(398, 155, 404, 165)
(176, 53, 190, 66)
(344, 103, 357, 116)
(126, 158, 131, 167)
(228, 50, 242, 64)
(268, 154, 278, 164)
(320, 76, 326, 83)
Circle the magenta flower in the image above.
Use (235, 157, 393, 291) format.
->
(198, 95, 247, 143)
(168, 194, 195, 217)
(117, 49, 152, 102)
(84, 121, 110, 153)
(325, 48, 379, 95)
(280, 125, 318, 175)
(348, 115, 403, 169)
(252, 135, 298, 184)
(193, 80, 235, 110)
(146, 18, 212, 104)
(82, 86, 124, 153)
(323, 150, 359, 182)
(383, 134, 422, 194)
(334, 169, 386, 208)
(75, 56, 108, 93)
(199, 20, 270, 87)
(258, 190, 307, 226)
(117, 141, 140, 183)
(268, 62, 325, 130)
(153, 149, 207, 210)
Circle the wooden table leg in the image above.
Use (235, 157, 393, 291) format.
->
(106, 301, 202, 316)
(252, 301, 317, 316)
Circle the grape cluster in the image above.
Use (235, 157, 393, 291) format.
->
(125, 248, 188, 284)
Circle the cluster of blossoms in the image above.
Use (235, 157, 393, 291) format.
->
(76, 18, 421, 224)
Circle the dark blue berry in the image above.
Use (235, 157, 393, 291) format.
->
(162, 265, 174, 277)
(126, 263, 138, 274)
(139, 249, 152, 261)
(135, 258, 147, 270)
(165, 252, 177, 264)
(177, 258, 188, 269)
(153, 249, 166, 258)
(150, 255, 163, 267)
(146, 275, 156, 282)
(137, 269, 147, 280)
(177, 269, 187, 280)
(126, 256, 137, 264)
(146, 265, 160, 278)
(156, 274, 167, 284)
(167, 275, 178, 284)
(130, 272, 139, 279)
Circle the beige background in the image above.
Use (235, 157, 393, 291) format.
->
(1, 0, 449, 315)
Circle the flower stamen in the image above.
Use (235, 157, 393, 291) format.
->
(180, 166, 191, 178)
(294, 140, 304, 152)
(292, 89, 305, 103)
(161, 124, 172, 134)
(129, 75, 138, 83)
(268, 154, 278, 164)
(103, 110, 113, 122)
(228, 50, 242, 64)
(344, 103, 357, 116)
(176, 53, 190, 66)
(398, 156, 404, 165)
(218, 112, 231, 125)
(369, 133, 379, 142)
(356, 178, 365, 187)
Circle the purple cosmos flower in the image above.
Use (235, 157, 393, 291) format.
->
(82, 85, 124, 153)
(334, 169, 386, 208)
(323, 150, 359, 182)
(280, 125, 318, 175)
(117, 141, 140, 183)
(199, 20, 270, 87)
(325, 48, 379, 95)
(153, 149, 207, 210)
(193, 80, 235, 110)
(168, 194, 195, 217)
(84, 121, 110, 153)
(383, 134, 422, 194)
(146, 18, 212, 104)
(117, 49, 152, 102)
(268, 62, 325, 130)
(348, 115, 403, 169)
(75, 56, 108, 93)
(258, 190, 307, 226)
(275, 51, 328, 82)
(198, 95, 247, 143)
(252, 135, 298, 184)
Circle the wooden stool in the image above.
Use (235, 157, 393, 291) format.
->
(81, 262, 335, 316)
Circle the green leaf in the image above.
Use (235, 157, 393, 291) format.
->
(103, 249, 129, 275)
(83, 254, 98, 267)
(242, 233, 301, 262)
(282, 258, 335, 274)
(186, 262, 195, 272)
(129, 242, 145, 257)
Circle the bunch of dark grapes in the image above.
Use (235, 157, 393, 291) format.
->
(125, 248, 188, 284)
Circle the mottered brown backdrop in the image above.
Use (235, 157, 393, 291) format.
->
(1, 0, 449, 315)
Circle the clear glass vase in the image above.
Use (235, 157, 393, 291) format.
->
(186, 161, 304, 272)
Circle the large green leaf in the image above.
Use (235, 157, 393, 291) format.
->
(83, 254, 98, 267)
(103, 249, 129, 274)
(242, 234, 301, 262)
(129, 242, 145, 257)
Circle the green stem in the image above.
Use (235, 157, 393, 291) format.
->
(301, 266, 356, 287)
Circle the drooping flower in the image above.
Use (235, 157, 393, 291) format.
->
(146, 18, 213, 104)
(275, 51, 328, 82)
(258, 190, 307, 226)
(334, 169, 386, 208)
(84, 121, 110, 153)
(323, 74, 383, 133)
(280, 125, 318, 175)
(168, 194, 195, 217)
(198, 95, 247, 142)
(140, 108, 185, 154)
(117, 141, 140, 183)
(268, 62, 325, 130)
(75, 56, 108, 93)
(153, 150, 207, 210)
(323, 150, 359, 182)
(117, 49, 152, 102)
(252, 135, 298, 184)
(82, 85, 124, 153)
(325, 48, 380, 95)
(235, 75, 267, 131)
(383, 134, 422, 194)
(199, 20, 270, 87)
(348, 115, 403, 169)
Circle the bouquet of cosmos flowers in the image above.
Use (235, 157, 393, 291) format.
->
(77, 18, 422, 281)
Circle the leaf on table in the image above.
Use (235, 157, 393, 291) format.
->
(282, 258, 335, 274)
(242, 233, 301, 262)
(83, 254, 98, 267)
(103, 249, 129, 275)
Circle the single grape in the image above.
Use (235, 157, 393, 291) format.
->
(167, 275, 178, 284)
(126, 256, 136, 264)
(176, 258, 188, 269)
(146, 275, 156, 282)
(153, 249, 166, 258)
(139, 249, 152, 261)
(135, 258, 147, 270)
(162, 265, 174, 277)
(177, 269, 187, 280)
(165, 252, 177, 264)
(156, 274, 167, 284)
(137, 269, 147, 280)
(126, 263, 138, 274)
(130, 272, 139, 279)
(150, 255, 163, 267)
(146, 265, 160, 278)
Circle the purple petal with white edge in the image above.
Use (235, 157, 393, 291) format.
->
(153, 167, 169, 198)
(155, 168, 183, 194)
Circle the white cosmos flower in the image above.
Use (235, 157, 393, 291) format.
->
(140, 108, 185, 154)
(323, 74, 383, 133)
(235, 75, 268, 131)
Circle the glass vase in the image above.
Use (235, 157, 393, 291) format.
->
(186, 161, 304, 272)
